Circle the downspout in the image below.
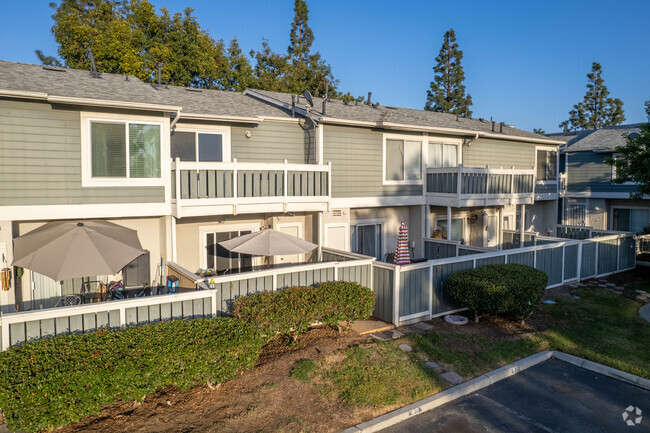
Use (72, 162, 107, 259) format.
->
(170, 110, 181, 130)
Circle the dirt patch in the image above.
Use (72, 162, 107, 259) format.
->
(57, 326, 383, 433)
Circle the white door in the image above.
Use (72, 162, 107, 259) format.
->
(325, 224, 347, 251)
(486, 216, 499, 248)
(276, 224, 302, 265)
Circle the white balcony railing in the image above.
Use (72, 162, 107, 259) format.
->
(171, 158, 331, 217)
(426, 164, 536, 206)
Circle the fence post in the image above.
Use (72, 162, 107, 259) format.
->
(119, 306, 126, 327)
(232, 158, 238, 215)
(561, 245, 566, 283)
(211, 289, 218, 318)
(577, 240, 583, 281)
(428, 264, 433, 319)
(1, 318, 9, 351)
(595, 241, 600, 277)
(616, 237, 621, 272)
(334, 263, 339, 281)
(272, 272, 277, 292)
(392, 266, 400, 326)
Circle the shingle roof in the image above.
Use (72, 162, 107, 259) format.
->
(0, 60, 170, 107)
(547, 124, 642, 152)
(245, 89, 560, 143)
(0, 60, 291, 118)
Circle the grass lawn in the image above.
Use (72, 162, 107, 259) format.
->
(300, 283, 649, 412)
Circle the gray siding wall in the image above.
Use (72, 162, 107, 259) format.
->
(462, 138, 537, 169)
(566, 151, 638, 194)
(231, 120, 314, 164)
(0, 99, 165, 206)
(323, 125, 422, 198)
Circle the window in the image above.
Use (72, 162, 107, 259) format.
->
(436, 218, 463, 241)
(90, 121, 161, 179)
(536, 149, 557, 182)
(82, 114, 164, 187)
(613, 208, 649, 233)
(171, 131, 226, 162)
(611, 153, 635, 184)
(384, 138, 422, 183)
(205, 230, 253, 275)
(351, 223, 382, 259)
(428, 142, 458, 168)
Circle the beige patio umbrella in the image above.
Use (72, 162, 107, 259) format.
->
(219, 229, 317, 256)
(12, 220, 144, 281)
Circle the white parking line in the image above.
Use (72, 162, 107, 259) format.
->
(475, 393, 560, 433)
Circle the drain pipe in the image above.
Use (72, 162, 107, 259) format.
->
(170, 109, 181, 130)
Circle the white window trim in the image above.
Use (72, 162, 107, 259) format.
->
(351, 218, 386, 258)
(425, 137, 463, 168)
(610, 205, 650, 232)
(199, 223, 261, 271)
(172, 125, 231, 162)
(534, 146, 559, 185)
(611, 153, 637, 185)
(81, 112, 168, 187)
(382, 134, 424, 186)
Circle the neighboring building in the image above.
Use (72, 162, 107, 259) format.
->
(549, 124, 649, 233)
(0, 59, 563, 313)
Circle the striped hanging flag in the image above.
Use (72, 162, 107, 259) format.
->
(393, 221, 411, 265)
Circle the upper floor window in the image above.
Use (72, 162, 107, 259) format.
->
(536, 148, 557, 182)
(171, 130, 229, 162)
(384, 137, 422, 184)
(82, 114, 165, 187)
(428, 142, 458, 168)
(611, 153, 635, 184)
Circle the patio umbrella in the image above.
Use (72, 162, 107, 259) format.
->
(218, 229, 317, 256)
(393, 221, 411, 265)
(12, 220, 145, 281)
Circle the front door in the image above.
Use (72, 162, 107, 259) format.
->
(486, 216, 499, 248)
(276, 224, 303, 265)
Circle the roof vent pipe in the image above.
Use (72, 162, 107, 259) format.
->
(499, 122, 504, 133)
(88, 48, 100, 78)
(367, 92, 372, 105)
(291, 95, 296, 117)
(491, 119, 495, 132)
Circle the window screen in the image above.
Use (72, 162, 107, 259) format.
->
(129, 124, 161, 178)
(171, 131, 196, 161)
(91, 122, 126, 177)
(537, 150, 557, 181)
(385, 139, 404, 181)
(404, 140, 421, 180)
(198, 133, 223, 162)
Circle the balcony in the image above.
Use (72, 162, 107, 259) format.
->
(426, 164, 536, 207)
(171, 158, 330, 217)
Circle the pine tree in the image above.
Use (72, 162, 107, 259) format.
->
(559, 62, 625, 131)
(425, 29, 472, 116)
(287, 0, 313, 65)
(35, 49, 62, 67)
(533, 128, 546, 135)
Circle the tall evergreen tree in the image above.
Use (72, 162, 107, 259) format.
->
(425, 29, 472, 116)
(559, 62, 625, 132)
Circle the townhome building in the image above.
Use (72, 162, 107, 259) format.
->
(1, 59, 563, 316)
(549, 124, 650, 233)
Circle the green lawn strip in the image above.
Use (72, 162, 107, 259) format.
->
(541, 287, 650, 379)
(310, 342, 444, 408)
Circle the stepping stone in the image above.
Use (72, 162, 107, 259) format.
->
(425, 361, 442, 372)
(598, 284, 608, 288)
(411, 322, 434, 332)
(391, 330, 405, 339)
(571, 295, 581, 299)
(398, 344, 412, 352)
(398, 326, 416, 334)
(371, 331, 395, 341)
(606, 283, 617, 287)
(543, 300, 557, 304)
(441, 371, 465, 385)
(568, 282, 580, 288)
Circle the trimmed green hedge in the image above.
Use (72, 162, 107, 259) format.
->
(233, 281, 376, 337)
(447, 263, 547, 322)
(0, 318, 264, 432)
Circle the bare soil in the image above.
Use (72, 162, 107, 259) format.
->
(57, 326, 384, 433)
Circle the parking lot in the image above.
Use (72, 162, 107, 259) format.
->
(380, 358, 649, 433)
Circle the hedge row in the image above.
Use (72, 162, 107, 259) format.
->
(0, 318, 264, 432)
(447, 263, 547, 322)
(233, 281, 376, 337)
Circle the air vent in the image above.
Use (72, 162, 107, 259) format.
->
(385, 106, 398, 110)
(332, 209, 343, 217)
(42, 66, 66, 72)
(185, 87, 203, 92)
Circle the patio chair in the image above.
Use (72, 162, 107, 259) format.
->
(54, 295, 81, 307)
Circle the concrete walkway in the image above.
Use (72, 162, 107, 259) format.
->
(640, 303, 650, 322)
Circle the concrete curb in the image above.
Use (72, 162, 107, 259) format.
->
(341, 350, 649, 433)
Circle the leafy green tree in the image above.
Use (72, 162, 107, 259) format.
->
(425, 28, 472, 116)
(35, 49, 62, 67)
(559, 62, 625, 131)
(220, 38, 256, 92)
(45, 0, 226, 87)
(250, 39, 291, 93)
(607, 122, 650, 200)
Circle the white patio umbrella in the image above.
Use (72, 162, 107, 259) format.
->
(393, 221, 411, 265)
(12, 220, 145, 281)
(218, 229, 317, 256)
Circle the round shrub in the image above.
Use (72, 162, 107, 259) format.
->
(447, 263, 547, 322)
(233, 281, 375, 337)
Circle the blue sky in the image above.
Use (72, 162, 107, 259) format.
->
(1, 0, 648, 132)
